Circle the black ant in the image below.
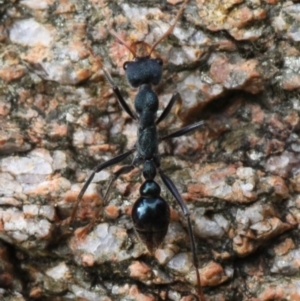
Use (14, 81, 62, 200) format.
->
(64, 0, 206, 300)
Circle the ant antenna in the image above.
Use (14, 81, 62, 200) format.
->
(109, 0, 189, 58)
(109, 28, 137, 58)
(149, 0, 189, 56)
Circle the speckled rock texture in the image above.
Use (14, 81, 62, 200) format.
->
(0, 0, 299, 300)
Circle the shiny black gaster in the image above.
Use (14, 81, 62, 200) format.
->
(132, 180, 170, 253)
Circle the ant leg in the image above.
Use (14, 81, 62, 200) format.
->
(82, 164, 135, 234)
(156, 92, 182, 125)
(87, 47, 135, 119)
(63, 149, 135, 227)
(158, 169, 205, 301)
(102, 165, 135, 206)
(103, 68, 138, 120)
(161, 120, 205, 141)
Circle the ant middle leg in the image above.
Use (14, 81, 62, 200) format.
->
(156, 92, 182, 125)
(156, 92, 205, 140)
(161, 120, 206, 141)
(158, 168, 205, 301)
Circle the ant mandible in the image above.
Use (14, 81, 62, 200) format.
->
(66, 0, 206, 300)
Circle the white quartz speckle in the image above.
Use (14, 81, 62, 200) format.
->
(9, 18, 54, 47)
(46, 262, 69, 280)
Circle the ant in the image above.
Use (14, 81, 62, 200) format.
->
(64, 0, 206, 300)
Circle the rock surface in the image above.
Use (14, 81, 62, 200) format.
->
(0, 0, 299, 300)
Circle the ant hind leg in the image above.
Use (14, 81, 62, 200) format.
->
(60, 149, 135, 231)
(158, 168, 205, 301)
(76, 164, 135, 238)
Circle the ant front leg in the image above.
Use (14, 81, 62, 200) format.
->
(158, 169, 205, 301)
(103, 68, 138, 120)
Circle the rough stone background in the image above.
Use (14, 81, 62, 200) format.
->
(0, 0, 300, 300)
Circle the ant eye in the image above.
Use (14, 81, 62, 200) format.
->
(156, 58, 163, 66)
(123, 62, 129, 70)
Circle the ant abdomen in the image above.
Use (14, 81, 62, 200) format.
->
(131, 180, 170, 253)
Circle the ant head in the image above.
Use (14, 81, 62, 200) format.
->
(108, 30, 164, 87)
(123, 56, 163, 88)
